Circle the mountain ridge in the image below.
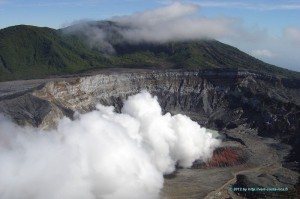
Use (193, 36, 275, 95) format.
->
(0, 23, 299, 81)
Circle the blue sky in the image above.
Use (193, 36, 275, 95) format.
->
(0, 0, 300, 71)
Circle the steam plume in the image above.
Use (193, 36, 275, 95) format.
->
(0, 91, 220, 199)
(112, 2, 234, 43)
(63, 2, 235, 52)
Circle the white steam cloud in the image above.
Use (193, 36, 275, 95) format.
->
(63, 21, 116, 54)
(64, 2, 236, 46)
(112, 2, 235, 43)
(0, 91, 220, 199)
(284, 27, 300, 46)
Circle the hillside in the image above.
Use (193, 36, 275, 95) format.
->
(0, 23, 299, 81)
(0, 25, 111, 81)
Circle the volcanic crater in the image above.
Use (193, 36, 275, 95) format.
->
(0, 68, 299, 199)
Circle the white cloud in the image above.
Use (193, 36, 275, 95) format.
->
(63, 20, 116, 53)
(188, 1, 250, 9)
(284, 27, 300, 45)
(171, 1, 300, 11)
(65, 2, 239, 45)
(258, 3, 300, 11)
(114, 2, 199, 27)
(251, 49, 274, 58)
(111, 2, 237, 43)
(65, 2, 269, 44)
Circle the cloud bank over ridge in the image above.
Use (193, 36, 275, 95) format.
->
(64, 2, 239, 44)
(111, 2, 236, 43)
(63, 2, 300, 71)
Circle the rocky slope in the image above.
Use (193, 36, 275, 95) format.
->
(1, 69, 298, 136)
(0, 68, 299, 198)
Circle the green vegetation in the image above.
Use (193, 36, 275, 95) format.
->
(0, 25, 111, 81)
(0, 24, 299, 81)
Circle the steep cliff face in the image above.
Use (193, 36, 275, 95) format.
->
(1, 69, 299, 138)
(1, 69, 299, 164)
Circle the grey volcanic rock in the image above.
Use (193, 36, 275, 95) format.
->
(0, 68, 299, 143)
(19, 69, 299, 139)
(0, 94, 52, 127)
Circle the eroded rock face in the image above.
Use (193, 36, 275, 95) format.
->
(11, 70, 300, 139)
(0, 94, 52, 127)
(1, 69, 299, 141)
